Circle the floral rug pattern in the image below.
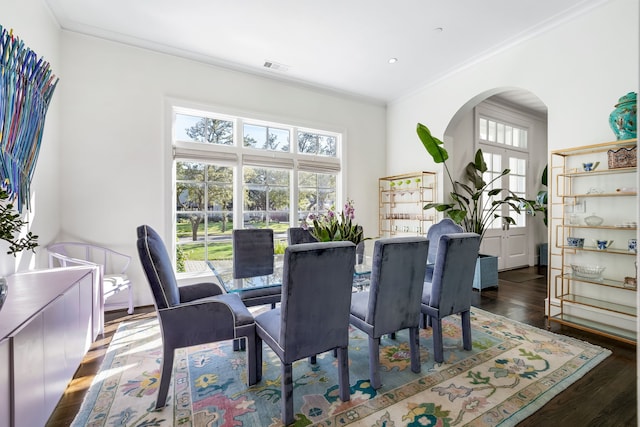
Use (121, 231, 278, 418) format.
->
(72, 308, 610, 427)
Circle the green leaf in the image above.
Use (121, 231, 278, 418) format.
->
(465, 163, 485, 189)
(467, 370, 491, 384)
(536, 190, 548, 205)
(457, 183, 475, 197)
(416, 123, 448, 163)
(0, 188, 39, 255)
(424, 202, 453, 211)
(519, 348, 544, 360)
(449, 210, 467, 223)
(474, 149, 488, 172)
(433, 204, 453, 212)
(450, 194, 470, 210)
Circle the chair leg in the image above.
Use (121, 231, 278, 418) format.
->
(155, 346, 174, 410)
(409, 326, 421, 373)
(127, 283, 134, 314)
(255, 334, 263, 383)
(432, 316, 444, 363)
(336, 346, 351, 402)
(245, 333, 258, 386)
(368, 336, 382, 389)
(461, 310, 472, 351)
(233, 338, 246, 351)
(420, 313, 430, 329)
(281, 362, 294, 426)
(309, 355, 317, 364)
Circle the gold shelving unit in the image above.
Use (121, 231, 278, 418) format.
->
(378, 171, 437, 237)
(547, 138, 637, 345)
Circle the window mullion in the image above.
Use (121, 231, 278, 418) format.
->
(173, 106, 341, 274)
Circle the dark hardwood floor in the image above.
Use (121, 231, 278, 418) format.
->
(47, 266, 637, 427)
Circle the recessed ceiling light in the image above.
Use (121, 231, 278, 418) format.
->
(388, 57, 398, 64)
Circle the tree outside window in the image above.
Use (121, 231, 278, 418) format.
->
(173, 108, 341, 273)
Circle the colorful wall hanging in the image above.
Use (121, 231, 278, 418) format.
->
(0, 25, 58, 212)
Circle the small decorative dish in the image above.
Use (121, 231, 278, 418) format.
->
(566, 237, 585, 248)
(571, 264, 605, 280)
(584, 214, 604, 226)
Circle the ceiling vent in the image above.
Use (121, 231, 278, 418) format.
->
(263, 60, 289, 72)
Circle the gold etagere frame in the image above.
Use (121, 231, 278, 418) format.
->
(546, 138, 637, 345)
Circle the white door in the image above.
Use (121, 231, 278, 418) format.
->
(479, 146, 530, 270)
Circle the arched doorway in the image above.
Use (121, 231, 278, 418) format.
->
(443, 88, 548, 270)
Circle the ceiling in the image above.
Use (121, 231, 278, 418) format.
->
(45, 0, 606, 109)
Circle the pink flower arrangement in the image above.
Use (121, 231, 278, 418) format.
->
(303, 199, 364, 245)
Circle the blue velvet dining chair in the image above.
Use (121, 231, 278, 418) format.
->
(136, 224, 258, 410)
(232, 228, 281, 308)
(286, 226, 318, 245)
(233, 228, 274, 278)
(349, 236, 429, 389)
(424, 218, 463, 283)
(255, 241, 356, 426)
(421, 232, 480, 363)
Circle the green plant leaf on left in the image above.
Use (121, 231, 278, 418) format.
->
(417, 123, 448, 163)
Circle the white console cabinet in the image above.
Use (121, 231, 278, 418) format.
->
(0, 266, 99, 427)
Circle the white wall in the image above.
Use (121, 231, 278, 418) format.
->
(4, 0, 62, 273)
(387, 0, 638, 264)
(59, 33, 387, 306)
(388, 0, 637, 169)
(7, 0, 637, 308)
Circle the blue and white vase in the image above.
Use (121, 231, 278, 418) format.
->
(609, 92, 637, 140)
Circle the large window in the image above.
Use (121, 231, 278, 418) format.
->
(172, 106, 342, 273)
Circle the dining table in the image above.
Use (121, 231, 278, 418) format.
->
(208, 257, 372, 297)
(207, 257, 372, 350)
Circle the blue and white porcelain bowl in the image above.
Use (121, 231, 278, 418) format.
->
(566, 237, 585, 248)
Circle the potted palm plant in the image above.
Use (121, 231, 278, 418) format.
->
(416, 123, 538, 239)
(416, 123, 540, 288)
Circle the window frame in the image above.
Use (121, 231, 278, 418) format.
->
(167, 100, 346, 275)
(474, 102, 535, 231)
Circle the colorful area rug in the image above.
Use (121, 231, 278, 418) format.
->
(72, 308, 610, 426)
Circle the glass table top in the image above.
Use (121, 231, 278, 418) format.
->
(207, 259, 372, 294)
